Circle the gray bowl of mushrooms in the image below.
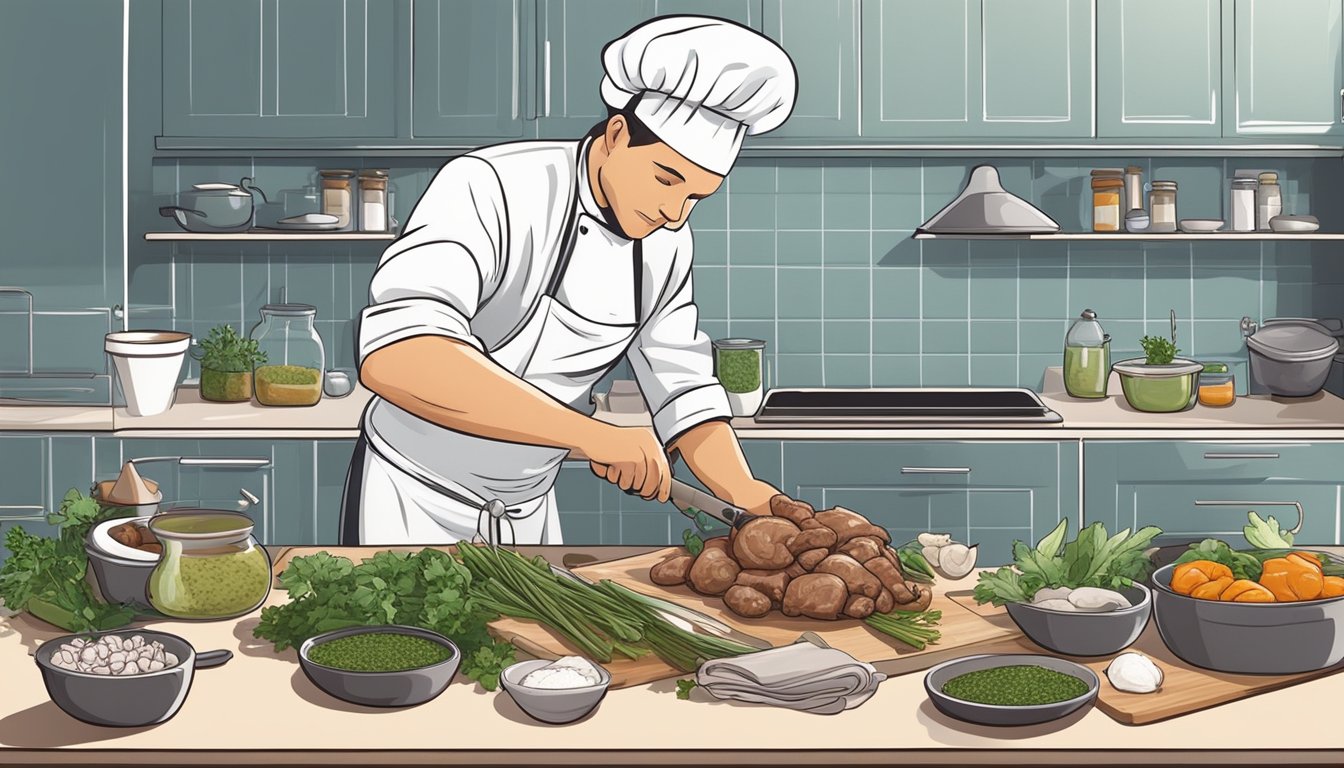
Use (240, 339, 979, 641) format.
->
(1005, 583, 1152, 657)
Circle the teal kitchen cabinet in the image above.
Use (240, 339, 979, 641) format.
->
(412, 0, 529, 138)
(759, 0, 859, 139)
(1084, 441, 1344, 548)
(1098, 0, 1223, 138)
(535, 0, 762, 139)
(780, 441, 1080, 567)
(1224, 0, 1344, 139)
(0, 435, 112, 562)
(860, 0, 1093, 139)
(162, 0, 397, 139)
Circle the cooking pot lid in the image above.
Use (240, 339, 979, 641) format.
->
(191, 182, 250, 196)
(1247, 321, 1340, 363)
(917, 165, 1061, 234)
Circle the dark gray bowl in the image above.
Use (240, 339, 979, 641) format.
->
(1004, 584, 1151, 656)
(1151, 561, 1344, 674)
(924, 654, 1099, 727)
(34, 629, 230, 727)
(499, 659, 611, 724)
(299, 625, 461, 708)
(84, 543, 156, 609)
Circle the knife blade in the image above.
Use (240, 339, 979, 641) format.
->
(667, 478, 756, 529)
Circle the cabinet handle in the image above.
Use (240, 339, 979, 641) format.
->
(1203, 452, 1280, 460)
(543, 39, 552, 118)
(130, 456, 272, 469)
(1339, 88, 1343, 123)
(900, 467, 972, 475)
(1193, 499, 1304, 535)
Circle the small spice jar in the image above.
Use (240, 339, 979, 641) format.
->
(1124, 165, 1144, 213)
(1197, 363, 1236, 407)
(1230, 177, 1258, 232)
(1090, 169, 1125, 232)
(319, 169, 356, 231)
(712, 338, 766, 417)
(1256, 172, 1282, 231)
(358, 170, 389, 232)
(1149, 181, 1178, 233)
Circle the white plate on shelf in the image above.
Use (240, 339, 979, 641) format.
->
(1269, 215, 1320, 233)
(1178, 218, 1225, 233)
(257, 213, 342, 231)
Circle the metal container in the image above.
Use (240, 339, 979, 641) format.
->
(299, 625, 461, 708)
(1241, 317, 1341, 397)
(158, 181, 255, 233)
(500, 659, 612, 724)
(923, 654, 1099, 726)
(1152, 561, 1344, 674)
(1004, 584, 1151, 657)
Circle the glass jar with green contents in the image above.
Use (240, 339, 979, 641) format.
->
(147, 511, 272, 620)
(712, 338, 766, 417)
(1063, 309, 1110, 399)
(249, 303, 325, 407)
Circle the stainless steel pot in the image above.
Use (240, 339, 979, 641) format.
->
(159, 181, 254, 233)
(1241, 317, 1341, 397)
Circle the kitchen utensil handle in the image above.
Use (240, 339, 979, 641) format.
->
(195, 649, 233, 669)
(1194, 499, 1304, 535)
(543, 39, 552, 117)
(900, 467, 972, 475)
(130, 456, 272, 469)
(1203, 452, 1280, 460)
(159, 205, 205, 219)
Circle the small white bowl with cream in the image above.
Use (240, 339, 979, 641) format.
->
(499, 656, 611, 724)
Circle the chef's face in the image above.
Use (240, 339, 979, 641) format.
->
(593, 116, 724, 239)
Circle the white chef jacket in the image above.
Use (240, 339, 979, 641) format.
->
(352, 139, 732, 543)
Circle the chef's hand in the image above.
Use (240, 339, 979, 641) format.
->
(584, 425, 672, 502)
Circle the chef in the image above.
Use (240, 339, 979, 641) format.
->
(341, 16, 798, 545)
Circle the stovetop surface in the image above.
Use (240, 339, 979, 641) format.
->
(755, 388, 1062, 423)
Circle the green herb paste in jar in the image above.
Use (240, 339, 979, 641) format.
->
(308, 632, 454, 672)
(941, 665, 1090, 706)
(147, 513, 271, 619)
(715, 349, 761, 394)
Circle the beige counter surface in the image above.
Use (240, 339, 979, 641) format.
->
(0, 403, 114, 432)
(2, 545, 1343, 766)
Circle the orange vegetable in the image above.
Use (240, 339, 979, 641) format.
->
(1219, 579, 1276, 603)
(1190, 576, 1233, 600)
(1171, 560, 1234, 595)
(1323, 576, 1344, 597)
(1259, 555, 1324, 601)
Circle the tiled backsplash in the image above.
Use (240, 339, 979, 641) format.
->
(128, 155, 1344, 389)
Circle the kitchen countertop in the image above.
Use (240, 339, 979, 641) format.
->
(2, 544, 1343, 766)
(111, 385, 373, 438)
(0, 402, 113, 432)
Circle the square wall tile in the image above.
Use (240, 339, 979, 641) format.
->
(1069, 265, 1144, 320)
(969, 268, 1018, 319)
(730, 193, 777, 231)
(922, 355, 970, 386)
(873, 231, 919, 267)
(871, 160, 921, 193)
(728, 267, 775, 319)
(1018, 267, 1068, 319)
(188, 255, 242, 325)
(694, 265, 728, 320)
(282, 260, 337, 317)
(923, 164, 970, 196)
(728, 164, 776, 193)
(776, 192, 824, 229)
(970, 355, 1019, 386)
(692, 229, 728, 266)
(921, 268, 969, 319)
(873, 268, 920, 318)
(970, 320, 1018, 354)
(871, 192, 923, 230)
(1193, 266, 1259, 320)
(778, 354, 824, 386)
(777, 321, 822, 353)
(32, 311, 110, 373)
(776, 230, 823, 265)
(350, 255, 379, 312)
(823, 355, 871, 386)
(922, 320, 969, 354)
(872, 320, 920, 354)
(823, 269, 871, 319)
(777, 268, 823, 319)
(921, 239, 969, 268)
(729, 230, 776, 266)
(1145, 263, 1192, 322)
(726, 321, 775, 355)
(777, 162, 824, 193)
(824, 321, 871, 355)
(1192, 319, 1250, 356)
(872, 355, 921, 386)
(1151, 160, 1224, 220)
(823, 162, 870, 193)
(692, 190, 728, 229)
(1018, 354, 1058, 389)
(1019, 320, 1065, 354)
(824, 193, 871, 230)
(823, 231, 870, 266)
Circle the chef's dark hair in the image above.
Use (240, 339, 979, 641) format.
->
(585, 95, 662, 147)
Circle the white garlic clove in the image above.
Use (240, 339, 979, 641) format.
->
(164, 652, 179, 667)
(917, 532, 953, 548)
(118, 664, 138, 676)
(1069, 587, 1131, 612)
(937, 543, 978, 579)
(921, 545, 942, 568)
(1107, 652, 1164, 694)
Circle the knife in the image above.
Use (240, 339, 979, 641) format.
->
(667, 478, 757, 530)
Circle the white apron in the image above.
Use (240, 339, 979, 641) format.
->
(346, 159, 643, 546)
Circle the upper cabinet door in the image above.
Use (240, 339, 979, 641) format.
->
(412, 0, 525, 138)
(861, 0, 1093, 139)
(162, 0, 397, 139)
(760, 0, 859, 139)
(1226, 0, 1344, 138)
(535, 0, 761, 139)
(1098, 0, 1222, 138)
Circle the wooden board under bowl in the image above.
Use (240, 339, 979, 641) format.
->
(947, 592, 1344, 725)
(489, 546, 1016, 689)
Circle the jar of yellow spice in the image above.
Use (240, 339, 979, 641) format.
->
(249, 303, 325, 407)
(1091, 169, 1124, 232)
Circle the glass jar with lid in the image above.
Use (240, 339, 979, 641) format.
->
(1090, 169, 1124, 232)
(248, 303, 325, 407)
(1149, 180, 1178, 232)
(1230, 177, 1258, 232)
(1256, 172, 1282, 231)
(146, 511, 271, 620)
(1063, 309, 1110, 398)
(358, 169, 389, 232)
(319, 169, 356, 231)
(712, 338, 767, 417)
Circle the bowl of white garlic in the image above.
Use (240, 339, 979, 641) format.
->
(1005, 583, 1152, 657)
(34, 629, 231, 727)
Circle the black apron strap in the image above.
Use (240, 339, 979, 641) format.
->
(338, 435, 369, 546)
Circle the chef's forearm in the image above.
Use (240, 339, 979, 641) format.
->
(360, 336, 607, 454)
(671, 420, 778, 513)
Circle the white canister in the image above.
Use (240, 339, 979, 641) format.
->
(1230, 177, 1257, 232)
(1256, 172, 1282, 231)
(105, 331, 191, 416)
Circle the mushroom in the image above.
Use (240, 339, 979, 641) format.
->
(813, 554, 882, 600)
(650, 553, 694, 586)
(781, 573, 848, 620)
(844, 594, 876, 620)
(786, 527, 837, 556)
(796, 548, 830, 572)
(734, 569, 792, 605)
(688, 538, 740, 596)
(874, 588, 895, 614)
(723, 585, 773, 618)
(861, 556, 907, 596)
(769, 495, 816, 527)
(731, 516, 801, 570)
(838, 536, 883, 563)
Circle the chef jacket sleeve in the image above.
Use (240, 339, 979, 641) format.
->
(358, 156, 507, 363)
(627, 233, 734, 447)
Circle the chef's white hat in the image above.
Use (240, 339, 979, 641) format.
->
(600, 16, 797, 175)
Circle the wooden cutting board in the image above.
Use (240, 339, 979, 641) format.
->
(488, 547, 1016, 688)
(947, 593, 1344, 725)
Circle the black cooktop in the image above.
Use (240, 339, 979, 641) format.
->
(755, 388, 1063, 424)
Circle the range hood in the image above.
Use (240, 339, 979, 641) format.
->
(917, 165, 1059, 236)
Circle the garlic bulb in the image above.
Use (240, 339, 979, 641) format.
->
(937, 543, 977, 579)
(921, 545, 942, 567)
(918, 532, 952, 548)
(1106, 652, 1164, 694)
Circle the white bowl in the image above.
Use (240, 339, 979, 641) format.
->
(89, 517, 160, 562)
(500, 659, 611, 724)
(1178, 218, 1225, 233)
(1269, 215, 1320, 233)
(105, 331, 190, 417)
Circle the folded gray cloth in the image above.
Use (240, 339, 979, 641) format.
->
(695, 640, 885, 715)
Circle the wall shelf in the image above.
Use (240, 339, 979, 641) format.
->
(144, 232, 397, 242)
(913, 232, 1343, 241)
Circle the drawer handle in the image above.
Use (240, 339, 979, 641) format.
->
(1203, 452, 1280, 460)
(1194, 499, 1304, 535)
(130, 456, 272, 469)
(900, 467, 972, 475)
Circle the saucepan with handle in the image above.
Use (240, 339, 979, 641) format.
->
(159, 180, 255, 233)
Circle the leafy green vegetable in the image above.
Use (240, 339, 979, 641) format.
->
(865, 609, 942, 650)
(194, 323, 265, 372)
(973, 519, 1162, 607)
(254, 548, 514, 690)
(1244, 511, 1294, 549)
(681, 529, 705, 557)
(1139, 335, 1180, 365)
(1174, 539, 1264, 580)
(895, 546, 936, 584)
(0, 488, 137, 632)
(675, 679, 698, 700)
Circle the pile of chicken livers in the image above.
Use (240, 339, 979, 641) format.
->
(650, 495, 932, 620)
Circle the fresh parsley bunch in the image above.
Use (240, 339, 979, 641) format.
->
(973, 519, 1162, 607)
(254, 548, 516, 690)
(196, 324, 266, 372)
(1139, 335, 1180, 365)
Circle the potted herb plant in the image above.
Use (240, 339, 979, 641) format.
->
(1113, 334, 1203, 413)
(194, 324, 266, 403)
